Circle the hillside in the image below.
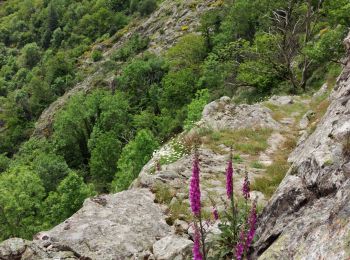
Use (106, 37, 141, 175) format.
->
(0, 0, 350, 259)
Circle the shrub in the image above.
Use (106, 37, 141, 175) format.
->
(113, 129, 159, 191)
(139, 0, 157, 16)
(91, 49, 103, 61)
(184, 89, 210, 131)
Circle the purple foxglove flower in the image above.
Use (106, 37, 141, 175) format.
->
(190, 154, 201, 216)
(226, 159, 233, 199)
(242, 173, 250, 200)
(235, 226, 246, 260)
(212, 207, 219, 221)
(245, 201, 257, 250)
(193, 226, 203, 260)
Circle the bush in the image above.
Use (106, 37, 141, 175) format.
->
(139, 0, 157, 16)
(91, 49, 103, 61)
(130, 0, 157, 16)
(184, 89, 210, 131)
(0, 166, 46, 241)
(113, 129, 159, 191)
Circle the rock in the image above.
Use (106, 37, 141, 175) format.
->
(174, 219, 189, 235)
(254, 33, 350, 259)
(34, 189, 171, 260)
(313, 83, 329, 98)
(152, 235, 193, 260)
(176, 192, 188, 201)
(188, 221, 222, 243)
(299, 110, 315, 130)
(269, 95, 294, 106)
(280, 117, 295, 125)
(198, 97, 282, 131)
(251, 191, 267, 207)
(170, 197, 179, 207)
(0, 238, 81, 260)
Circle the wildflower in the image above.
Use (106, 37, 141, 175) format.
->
(190, 153, 201, 216)
(235, 225, 246, 260)
(193, 226, 203, 260)
(242, 172, 250, 200)
(245, 201, 257, 250)
(226, 158, 233, 199)
(212, 206, 219, 221)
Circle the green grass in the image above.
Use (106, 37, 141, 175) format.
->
(203, 128, 273, 155)
(233, 154, 244, 163)
(251, 135, 297, 198)
(264, 101, 308, 122)
(250, 161, 264, 169)
(153, 183, 174, 204)
(169, 201, 192, 222)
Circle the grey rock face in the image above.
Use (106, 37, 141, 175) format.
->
(198, 97, 282, 131)
(269, 95, 294, 106)
(254, 34, 350, 259)
(153, 235, 193, 260)
(0, 238, 81, 260)
(31, 189, 172, 260)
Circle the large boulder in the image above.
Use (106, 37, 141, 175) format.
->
(34, 189, 172, 259)
(254, 34, 350, 259)
(198, 96, 281, 131)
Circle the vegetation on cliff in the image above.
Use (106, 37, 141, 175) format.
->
(0, 0, 349, 242)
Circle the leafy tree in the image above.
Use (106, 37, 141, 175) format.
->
(0, 154, 10, 173)
(184, 89, 210, 131)
(88, 131, 122, 191)
(0, 166, 45, 241)
(113, 129, 159, 191)
(166, 34, 207, 70)
(139, 0, 157, 16)
(117, 55, 167, 108)
(31, 153, 70, 192)
(19, 43, 41, 69)
(44, 172, 95, 226)
(160, 68, 198, 110)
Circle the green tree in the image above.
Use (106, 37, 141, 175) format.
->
(19, 42, 41, 69)
(113, 129, 159, 191)
(88, 131, 122, 191)
(0, 154, 10, 173)
(184, 89, 210, 131)
(44, 172, 95, 226)
(166, 34, 207, 70)
(0, 166, 45, 241)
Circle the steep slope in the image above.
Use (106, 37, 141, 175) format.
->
(0, 85, 336, 259)
(33, 0, 217, 137)
(254, 34, 350, 259)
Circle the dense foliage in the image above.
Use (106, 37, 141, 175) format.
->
(0, 0, 349, 242)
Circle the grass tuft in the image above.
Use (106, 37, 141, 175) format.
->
(202, 128, 273, 155)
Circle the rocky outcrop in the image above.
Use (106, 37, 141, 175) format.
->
(35, 189, 171, 260)
(254, 34, 350, 259)
(0, 189, 175, 260)
(198, 96, 282, 131)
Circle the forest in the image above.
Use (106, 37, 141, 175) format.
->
(0, 0, 349, 242)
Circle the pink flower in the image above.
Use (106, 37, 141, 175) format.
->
(242, 173, 250, 200)
(235, 225, 246, 260)
(193, 226, 203, 260)
(212, 207, 219, 221)
(190, 154, 201, 216)
(226, 159, 233, 199)
(245, 201, 257, 250)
